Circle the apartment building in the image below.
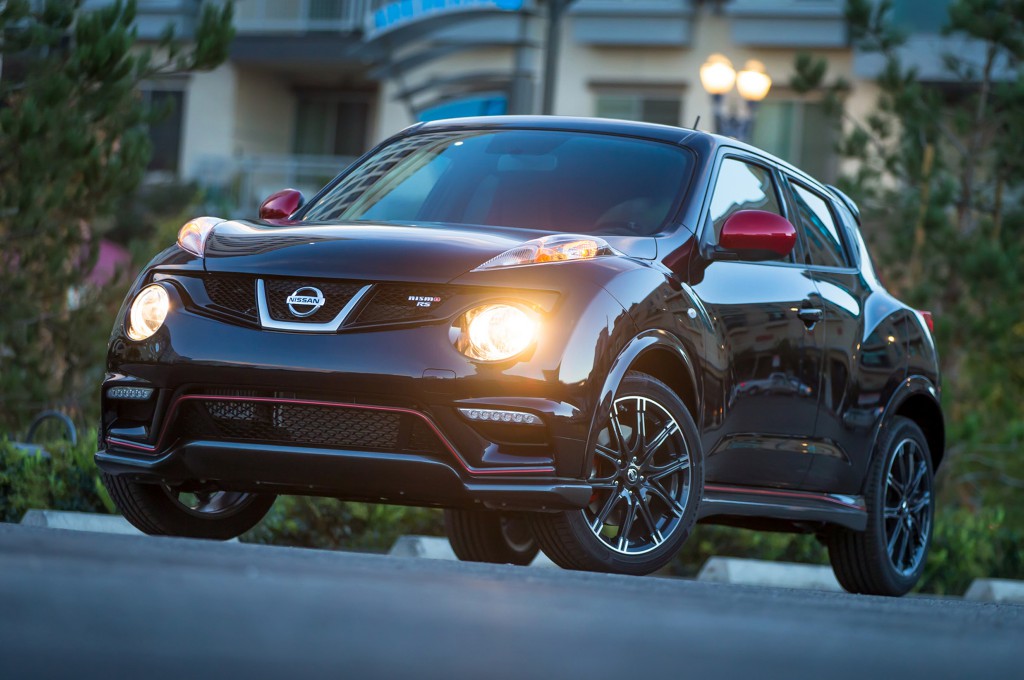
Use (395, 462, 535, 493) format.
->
(120, 0, 962, 214)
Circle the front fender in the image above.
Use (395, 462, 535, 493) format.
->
(582, 329, 699, 478)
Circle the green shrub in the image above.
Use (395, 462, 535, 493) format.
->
(0, 432, 113, 523)
(242, 496, 443, 552)
(669, 524, 827, 578)
(921, 506, 1024, 595)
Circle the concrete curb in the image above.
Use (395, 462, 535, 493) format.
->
(21, 509, 142, 536)
(964, 579, 1024, 604)
(697, 556, 843, 592)
(18, 510, 239, 542)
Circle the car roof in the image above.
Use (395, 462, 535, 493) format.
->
(412, 115, 835, 199)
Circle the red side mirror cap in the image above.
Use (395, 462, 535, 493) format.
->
(259, 189, 305, 222)
(718, 210, 797, 260)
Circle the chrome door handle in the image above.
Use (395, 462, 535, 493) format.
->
(798, 308, 824, 325)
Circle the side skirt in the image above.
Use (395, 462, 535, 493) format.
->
(698, 484, 867, 532)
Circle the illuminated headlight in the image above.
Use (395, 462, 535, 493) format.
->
(459, 408, 542, 426)
(127, 284, 170, 341)
(107, 386, 154, 401)
(474, 234, 618, 270)
(453, 303, 538, 362)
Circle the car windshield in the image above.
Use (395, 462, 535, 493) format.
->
(301, 129, 693, 236)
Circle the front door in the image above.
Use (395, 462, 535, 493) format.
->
(693, 156, 824, 489)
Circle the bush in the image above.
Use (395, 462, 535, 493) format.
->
(0, 432, 113, 523)
(242, 496, 443, 553)
(669, 524, 827, 578)
(921, 506, 1024, 595)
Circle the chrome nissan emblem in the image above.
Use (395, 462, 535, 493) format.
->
(285, 286, 325, 318)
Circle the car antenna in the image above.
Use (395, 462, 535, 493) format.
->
(692, 115, 701, 130)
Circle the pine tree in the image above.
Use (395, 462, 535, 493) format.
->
(0, 0, 234, 431)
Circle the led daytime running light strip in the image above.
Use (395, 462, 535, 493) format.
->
(459, 407, 543, 426)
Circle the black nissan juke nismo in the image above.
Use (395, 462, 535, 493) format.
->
(97, 116, 943, 596)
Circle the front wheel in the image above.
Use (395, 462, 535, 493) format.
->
(827, 416, 935, 596)
(531, 371, 703, 575)
(101, 474, 276, 540)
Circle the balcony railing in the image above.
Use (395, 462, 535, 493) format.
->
(234, 0, 370, 33)
(195, 154, 357, 219)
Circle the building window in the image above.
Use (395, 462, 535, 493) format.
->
(141, 87, 185, 175)
(294, 93, 372, 157)
(593, 87, 683, 127)
(890, 0, 952, 34)
(752, 97, 837, 182)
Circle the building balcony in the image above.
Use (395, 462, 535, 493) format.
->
(570, 0, 694, 47)
(234, 0, 370, 34)
(724, 0, 846, 48)
(80, 0, 204, 40)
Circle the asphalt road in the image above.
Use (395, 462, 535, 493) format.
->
(1, 524, 1021, 680)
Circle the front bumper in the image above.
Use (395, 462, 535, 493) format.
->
(95, 441, 592, 511)
(98, 270, 631, 509)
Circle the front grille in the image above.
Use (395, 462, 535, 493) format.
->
(175, 398, 445, 454)
(264, 278, 363, 323)
(204, 276, 257, 320)
(354, 284, 455, 325)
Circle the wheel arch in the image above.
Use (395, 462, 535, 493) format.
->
(870, 376, 946, 476)
(582, 329, 700, 478)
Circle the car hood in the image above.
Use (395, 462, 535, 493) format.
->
(202, 219, 656, 282)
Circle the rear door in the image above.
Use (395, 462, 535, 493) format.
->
(693, 154, 824, 489)
(779, 177, 886, 494)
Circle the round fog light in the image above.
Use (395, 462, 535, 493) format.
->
(127, 284, 170, 341)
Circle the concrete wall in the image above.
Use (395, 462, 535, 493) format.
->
(180, 63, 237, 179)
(232, 68, 296, 156)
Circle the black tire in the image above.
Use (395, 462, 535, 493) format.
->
(530, 371, 703, 575)
(101, 473, 276, 540)
(444, 509, 539, 565)
(827, 416, 935, 596)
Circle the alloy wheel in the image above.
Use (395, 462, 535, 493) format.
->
(883, 438, 932, 576)
(162, 487, 257, 519)
(583, 395, 692, 556)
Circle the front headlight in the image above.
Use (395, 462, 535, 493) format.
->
(176, 216, 223, 257)
(474, 234, 618, 270)
(454, 303, 538, 362)
(127, 284, 170, 341)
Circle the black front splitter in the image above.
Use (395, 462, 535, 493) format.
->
(95, 441, 592, 512)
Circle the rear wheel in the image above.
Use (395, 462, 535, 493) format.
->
(531, 371, 703, 575)
(101, 474, 276, 540)
(827, 416, 935, 596)
(444, 509, 539, 565)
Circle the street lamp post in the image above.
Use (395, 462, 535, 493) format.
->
(699, 54, 772, 143)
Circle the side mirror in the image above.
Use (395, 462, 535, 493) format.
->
(259, 189, 305, 221)
(715, 210, 797, 261)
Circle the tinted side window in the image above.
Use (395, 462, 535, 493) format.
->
(709, 158, 783, 241)
(791, 183, 849, 268)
